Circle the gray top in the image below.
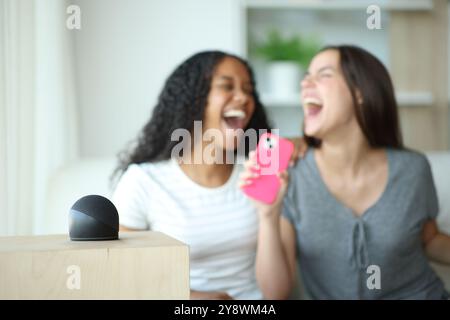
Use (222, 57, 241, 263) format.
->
(282, 148, 447, 299)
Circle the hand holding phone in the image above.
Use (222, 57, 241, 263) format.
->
(241, 133, 294, 204)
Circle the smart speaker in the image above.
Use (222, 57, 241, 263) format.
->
(69, 195, 119, 241)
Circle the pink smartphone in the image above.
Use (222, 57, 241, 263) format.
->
(242, 133, 294, 204)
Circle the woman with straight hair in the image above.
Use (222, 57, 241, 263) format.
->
(240, 45, 450, 299)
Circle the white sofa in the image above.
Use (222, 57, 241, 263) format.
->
(44, 157, 117, 234)
(424, 152, 450, 293)
(45, 152, 450, 297)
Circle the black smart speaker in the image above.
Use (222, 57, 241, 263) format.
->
(69, 195, 119, 241)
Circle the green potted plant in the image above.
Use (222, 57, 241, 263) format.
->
(253, 30, 321, 98)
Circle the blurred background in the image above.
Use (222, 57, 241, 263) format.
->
(1, 0, 449, 236)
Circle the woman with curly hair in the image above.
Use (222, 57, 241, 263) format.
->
(111, 51, 304, 299)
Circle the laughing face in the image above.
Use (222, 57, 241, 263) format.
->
(203, 57, 255, 151)
(301, 49, 357, 140)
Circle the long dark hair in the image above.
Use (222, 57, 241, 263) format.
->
(112, 51, 271, 184)
(305, 45, 403, 149)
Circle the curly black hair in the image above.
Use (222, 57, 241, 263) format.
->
(111, 51, 272, 185)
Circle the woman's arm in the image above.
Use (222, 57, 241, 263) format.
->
(422, 219, 450, 265)
(239, 151, 297, 299)
(256, 213, 297, 300)
(287, 136, 308, 167)
(190, 290, 233, 300)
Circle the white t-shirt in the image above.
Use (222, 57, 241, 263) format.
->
(112, 158, 263, 299)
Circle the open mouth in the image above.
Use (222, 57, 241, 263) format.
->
(222, 109, 247, 130)
(303, 97, 323, 117)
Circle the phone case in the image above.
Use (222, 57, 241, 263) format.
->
(242, 133, 294, 204)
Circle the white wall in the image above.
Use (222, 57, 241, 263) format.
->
(73, 0, 242, 157)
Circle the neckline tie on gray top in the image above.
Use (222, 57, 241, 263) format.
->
(349, 219, 370, 271)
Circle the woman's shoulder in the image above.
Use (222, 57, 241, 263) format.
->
(387, 148, 435, 187)
(289, 148, 316, 175)
(113, 160, 175, 201)
(388, 147, 431, 171)
(120, 159, 174, 184)
(286, 148, 319, 194)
